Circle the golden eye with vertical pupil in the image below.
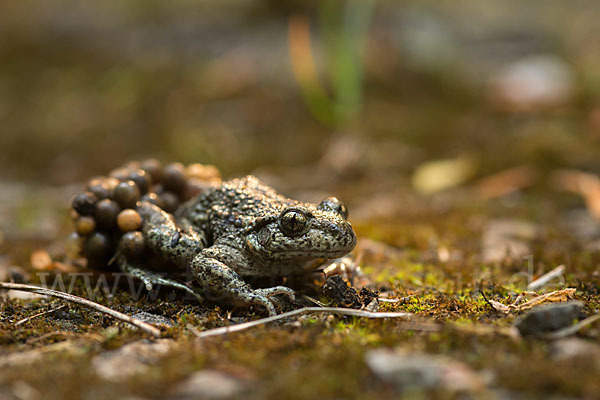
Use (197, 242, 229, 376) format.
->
(278, 208, 310, 236)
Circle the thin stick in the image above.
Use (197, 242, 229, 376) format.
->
(189, 307, 413, 339)
(479, 290, 499, 312)
(15, 304, 66, 327)
(527, 265, 566, 291)
(0, 282, 161, 337)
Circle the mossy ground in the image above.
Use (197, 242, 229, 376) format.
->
(1, 196, 599, 399)
(1, 1, 600, 398)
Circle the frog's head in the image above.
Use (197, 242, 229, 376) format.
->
(245, 197, 356, 267)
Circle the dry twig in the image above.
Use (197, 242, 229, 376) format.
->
(0, 282, 161, 337)
(188, 307, 413, 338)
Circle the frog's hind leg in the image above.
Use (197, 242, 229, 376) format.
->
(114, 201, 208, 300)
(136, 202, 208, 266)
(116, 254, 203, 301)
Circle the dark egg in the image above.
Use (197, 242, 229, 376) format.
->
(83, 232, 111, 259)
(159, 191, 180, 213)
(119, 231, 145, 259)
(108, 167, 131, 181)
(141, 192, 164, 209)
(94, 199, 121, 230)
(113, 181, 141, 209)
(163, 162, 187, 193)
(128, 169, 152, 194)
(71, 192, 97, 216)
(141, 159, 163, 183)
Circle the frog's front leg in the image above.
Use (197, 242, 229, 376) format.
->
(191, 245, 295, 316)
(138, 202, 208, 266)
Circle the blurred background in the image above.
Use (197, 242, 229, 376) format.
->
(2, 0, 600, 248)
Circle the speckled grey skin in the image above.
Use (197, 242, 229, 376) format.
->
(117, 175, 356, 315)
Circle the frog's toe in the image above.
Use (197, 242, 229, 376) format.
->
(247, 294, 277, 316)
(255, 286, 296, 301)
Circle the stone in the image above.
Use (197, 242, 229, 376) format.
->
(514, 301, 584, 336)
(551, 338, 600, 367)
(170, 370, 244, 399)
(92, 339, 174, 381)
(365, 349, 485, 394)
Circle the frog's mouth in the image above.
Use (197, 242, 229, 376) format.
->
(265, 245, 356, 263)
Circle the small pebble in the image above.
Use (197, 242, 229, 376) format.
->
(113, 181, 141, 209)
(119, 231, 145, 259)
(128, 169, 152, 194)
(162, 162, 187, 193)
(75, 216, 96, 235)
(71, 192, 97, 216)
(141, 159, 163, 182)
(117, 209, 142, 232)
(94, 199, 121, 230)
(84, 232, 111, 259)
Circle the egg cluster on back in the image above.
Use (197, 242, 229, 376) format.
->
(67, 160, 221, 268)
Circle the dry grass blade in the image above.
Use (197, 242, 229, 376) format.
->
(545, 313, 600, 339)
(189, 307, 414, 338)
(527, 265, 566, 291)
(516, 288, 576, 311)
(487, 299, 512, 313)
(0, 282, 161, 337)
(14, 304, 66, 327)
(483, 288, 576, 314)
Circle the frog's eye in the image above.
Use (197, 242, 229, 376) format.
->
(318, 197, 348, 219)
(278, 208, 310, 237)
